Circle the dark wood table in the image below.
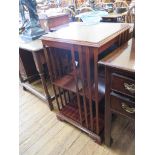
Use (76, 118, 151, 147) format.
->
(98, 38, 135, 146)
(19, 39, 54, 110)
(75, 11, 127, 23)
(39, 12, 69, 32)
(101, 11, 127, 22)
(41, 22, 131, 143)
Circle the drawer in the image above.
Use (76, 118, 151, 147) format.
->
(111, 73, 135, 97)
(110, 92, 135, 119)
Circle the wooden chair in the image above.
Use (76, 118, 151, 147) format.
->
(94, 3, 103, 10)
(62, 7, 76, 15)
(125, 5, 135, 38)
(62, 7, 76, 21)
(113, 1, 129, 22)
(125, 5, 135, 23)
(114, 0, 128, 9)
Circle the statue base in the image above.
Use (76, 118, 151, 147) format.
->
(20, 26, 45, 41)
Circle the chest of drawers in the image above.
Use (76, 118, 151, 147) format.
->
(98, 38, 135, 146)
(106, 67, 135, 120)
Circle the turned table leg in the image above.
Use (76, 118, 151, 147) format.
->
(33, 52, 53, 110)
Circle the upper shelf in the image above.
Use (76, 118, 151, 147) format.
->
(52, 74, 82, 93)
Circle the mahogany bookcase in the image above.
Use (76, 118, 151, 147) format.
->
(41, 22, 131, 143)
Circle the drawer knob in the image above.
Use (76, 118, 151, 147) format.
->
(121, 102, 135, 114)
(124, 83, 135, 93)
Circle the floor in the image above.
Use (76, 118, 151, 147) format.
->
(19, 81, 135, 155)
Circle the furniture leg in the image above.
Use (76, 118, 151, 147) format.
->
(19, 71, 27, 91)
(104, 109, 112, 146)
(94, 48, 99, 134)
(33, 52, 53, 110)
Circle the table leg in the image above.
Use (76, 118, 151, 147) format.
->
(104, 109, 112, 146)
(19, 71, 27, 91)
(104, 67, 112, 146)
(33, 52, 53, 110)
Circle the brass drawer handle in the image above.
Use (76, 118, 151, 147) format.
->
(121, 102, 135, 114)
(124, 83, 135, 93)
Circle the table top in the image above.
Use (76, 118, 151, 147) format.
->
(98, 38, 135, 72)
(41, 22, 131, 47)
(19, 38, 43, 52)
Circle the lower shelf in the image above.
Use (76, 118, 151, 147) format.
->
(56, 103, 104, 144)
(59, 104, 85, 124)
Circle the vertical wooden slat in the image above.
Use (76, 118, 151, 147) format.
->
(44, 46, 61, 110)
(118, 34, 122, 46)
(49, 48, 62, 109)
(53, 48, 62, 78)
(53, 50, 64, 109)
(53, 49, 64, 107)
(94, 48, 99, 134)
(119, 32, 123, 46)
(126, 29, 129, 42)
(67, 90, 71, 102)
(63, 90, 68, 105)
(126, 29, 129, 41)
(58, 88, 64, 107)
(121, 31, 123, 44)
(78, 46, 89, 129)
(124, 30, 127, 42)
(56, 49, 68, 106)
(43, 47, 54, 81)
(123, 31, 125, 44)
(121, 32, 124, 46)
(86, 47, 93, 131)
(71, 46, 82, 125)
(49, 48, 57, 80)
(53, 86, 61, 110)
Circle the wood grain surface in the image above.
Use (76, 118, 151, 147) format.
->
(19, 83, 135, 155)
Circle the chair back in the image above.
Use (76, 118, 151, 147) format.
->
(95, 3, 104, 10)
(62, 7, 76, 21)
(62, 7, 76, 16)
(79, 7, 93, 13)
(114, 0, 128, 8)
(126, 5, 135, 23)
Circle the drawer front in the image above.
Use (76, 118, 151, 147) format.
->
(111, 73, 135, 97)
(110, 92, 135, 119)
